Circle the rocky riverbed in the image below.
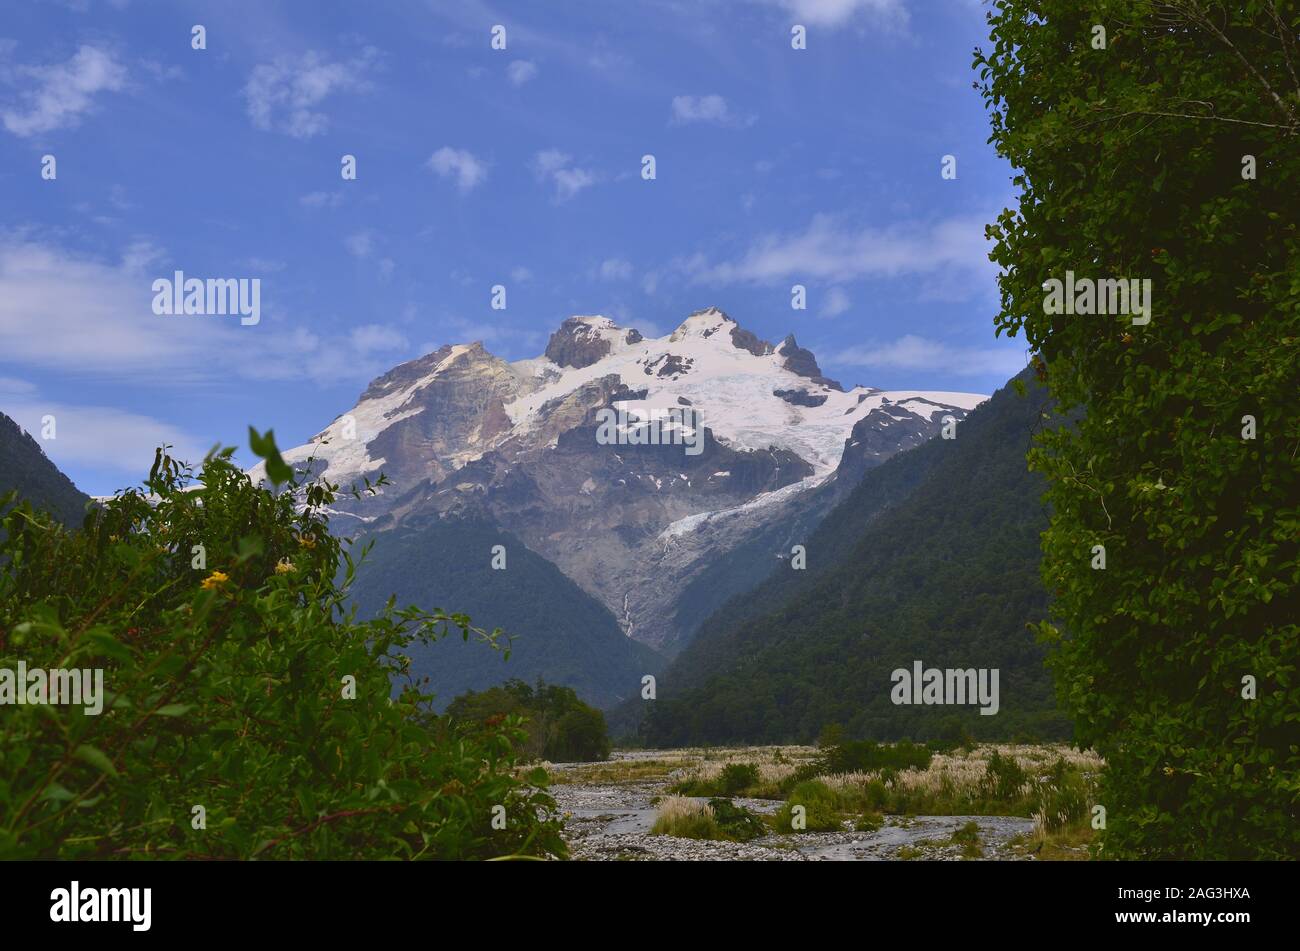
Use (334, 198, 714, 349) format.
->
(549, 748, 1038, 861)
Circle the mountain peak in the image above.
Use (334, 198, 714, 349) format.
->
(775, 333, 843, 391)
(545, 315, 643, 369)
(670, 306, 733, 340)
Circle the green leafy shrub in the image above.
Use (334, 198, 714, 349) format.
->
(977, 0, 1300, 858)
(982, 750, 1029, 802)
(707, 798, 768, 842)
(949, 821, 984, 858)
(0, 436, 566, 859)
(448, 679, 610, 763)
(775, 780, 844, 833)
(854, 811, 884, 833)
(802, 740, 934, 780)
(718, 762, 760, 795)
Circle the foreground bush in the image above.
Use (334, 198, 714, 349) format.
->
(0, 436, 566, 859)
(978, 0, 1299, 859)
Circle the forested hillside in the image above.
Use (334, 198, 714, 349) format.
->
(348, 518, 662, 709)
(639, 369, 1068, 745)
(0, 411, 89, 527)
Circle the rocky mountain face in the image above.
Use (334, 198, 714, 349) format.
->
(253, 308, 986, 655)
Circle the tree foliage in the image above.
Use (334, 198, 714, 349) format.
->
(976, 0, 1300, 858)
(0, 438, 566, 859)
(446, 679, 612, 763)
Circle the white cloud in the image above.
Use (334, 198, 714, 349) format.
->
(0, 237, 409, 386)
(531, 150, 597, 202)
(510, 266, 534, 283)
(426, 146, 488, 193)
(760, 0, 909, 29)
(670, 94, 754, 128)
(344, 231, 375, 259)
(120, 239, 166, 274)
(1, 45, 127, 137)
(244, 257, 286, 273)
(437, 316, 545, 353)
(349, 323, 408, 355)
(342, 232, 394, 282)
(507, 60, 538, 85)
(0, 238, 193, 375)
(599, 258, 634, 281)
(827, 335, 1026, 377)
(0, 375, 36, 395)
(299, 190, 343, 209)
(4, 399, 206, 478)
(243, 48, 378, 139)
(820, 286, 851, 317)
(684, 213, 996, 295)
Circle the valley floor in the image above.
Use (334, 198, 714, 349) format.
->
(547, 746, 1095, 861)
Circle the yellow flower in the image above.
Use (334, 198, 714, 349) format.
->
(297, 532, 317, 550)
(1162, 766, 1174, 776)
(274, 558, 296, 575)
(200, 570, 230, 591)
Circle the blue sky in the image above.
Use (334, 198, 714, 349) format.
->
(0, 0, 1026, 496)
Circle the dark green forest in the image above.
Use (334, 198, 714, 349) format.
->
(638, 369, 1070, 746)
(347, 518, 662, 709)
(0, 411, 90, 529)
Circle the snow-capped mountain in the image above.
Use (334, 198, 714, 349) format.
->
(252, 307, 985, 650)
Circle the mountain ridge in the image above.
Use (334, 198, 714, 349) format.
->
(251, 308, 987, 653)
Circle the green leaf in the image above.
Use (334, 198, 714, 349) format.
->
(248, 427, 294, 486)
(41, 783, 76, 802)
(74, 745, 119, 778)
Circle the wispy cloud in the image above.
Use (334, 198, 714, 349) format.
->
(507, 60, 538, 85)
(4, 398, 207, 478)
(0, 237, 411, 386)
(598, 258, 634, 281)
(426, 146, 488, 192)
(820, 286, 851, 317)
(532, 149, 597, 202)
(344, 230, 376, 259)
(299, 190, 344, 209)
(1, 45, 127, 137)
(826, 334, 1026, 377)
(682, 213, 995, 295)
(243, 48, 378, 139)
(756, 0, 909, 29)
(670, 94, 754, 128)
(349, 323, 408, 355)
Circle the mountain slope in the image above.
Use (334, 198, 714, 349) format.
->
(637, 369, 1068, 745)
(346, 518, 662, 709)
(253, 307, 985, 650)
(0, 411, 89, 526)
